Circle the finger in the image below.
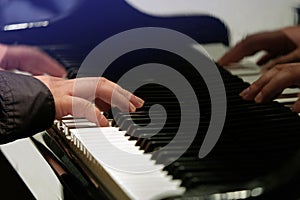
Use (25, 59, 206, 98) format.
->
(95, 78, 144, 112)
(6, 46, 67, 77)
(59, 96, 109, 127)
(240, 67, 281, 100)
(291, 98, 300, 113)
(110, 84, 138, 112)
(260, 50, 300, 73)
(72, 77, 144, 111)
(130, 94, 145, 108)
(33, 52, 67, 77)
(257, 53, 274, 66)
(218, 35, 268, 66)
(252, 68, 295, 102)
(217, 45, 250, 66)
(114, 84, 144, 108)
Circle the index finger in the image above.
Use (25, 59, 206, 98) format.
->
(218, 33, 271, 66)
(240, 66, 280, 100)
(218, 43, 259, 66)
(253, 67, 296, 102)
(71, 77, 144, 112)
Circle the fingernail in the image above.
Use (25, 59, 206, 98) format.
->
(135, 96, 144, 106)
(99, 115, 109, 127)
(240, 87, 250, 97)
(255, 92, 263, 103)
(130, 103, 136, 112)
(291, 106, 295, 112)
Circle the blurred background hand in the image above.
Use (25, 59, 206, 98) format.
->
(218, 29, 299, 72)
(0, 44, 66, 77)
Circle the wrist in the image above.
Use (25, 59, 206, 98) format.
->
(0, 44, 8, 67)
(281, 25, 300, 46)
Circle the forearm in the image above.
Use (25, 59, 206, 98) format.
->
(0, 71, 55, 143)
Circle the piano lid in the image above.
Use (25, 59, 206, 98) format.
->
(0, 0, 83, 29)
(0, 0, 229, 46)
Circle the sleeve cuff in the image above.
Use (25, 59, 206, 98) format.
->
(0, 71, 56, 143)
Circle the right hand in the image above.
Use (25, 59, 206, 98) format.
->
(0, 45, 67, 77)
(218, 30, 299, 72)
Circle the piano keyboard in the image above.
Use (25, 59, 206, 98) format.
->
(47, 62, 300, 200)
(59, 119, 185, 200)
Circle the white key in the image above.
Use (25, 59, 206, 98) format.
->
(69, 127, 185, 200)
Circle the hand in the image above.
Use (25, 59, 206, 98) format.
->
(218, 30, 299, 72)
(35, 76, 144, 126)
(239, 63, 300, 112)
(0, 45, 66, 77)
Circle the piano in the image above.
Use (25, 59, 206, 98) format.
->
(1, 1, 300, 200)
(40, 60, 300, 200)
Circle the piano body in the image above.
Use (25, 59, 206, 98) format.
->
(1, 1, 300, 199)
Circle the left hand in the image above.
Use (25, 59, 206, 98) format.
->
(239, 62, 300, 112)
(0, 45, 66, 77)
(35, 76, 145, 126)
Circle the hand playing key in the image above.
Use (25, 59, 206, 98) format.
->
(35, 76, 144, 126)
(239, 63, 300, 112)
(218, 29, 299, 73)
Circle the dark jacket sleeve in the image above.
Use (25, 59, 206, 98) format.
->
(0, 71, 55, 143)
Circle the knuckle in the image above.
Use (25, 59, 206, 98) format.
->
(98, 77, 110, 92)
(273, 64, 285, 71)
(114, 83, 130, 99)
(99, 77, 108, 85)
(252, 77, 265, 88)
(240, 35, 258, 50)
(282, 65, 295, 76)
(122, 89, 132, 99)
(239, 35, 252, 47)
(243, 34, 255, 42)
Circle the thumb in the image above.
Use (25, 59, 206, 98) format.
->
(291, 97, 300, 113)
(57, 96, 109, 127)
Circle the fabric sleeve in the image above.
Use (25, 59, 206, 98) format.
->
(0, 71, 55, 143)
